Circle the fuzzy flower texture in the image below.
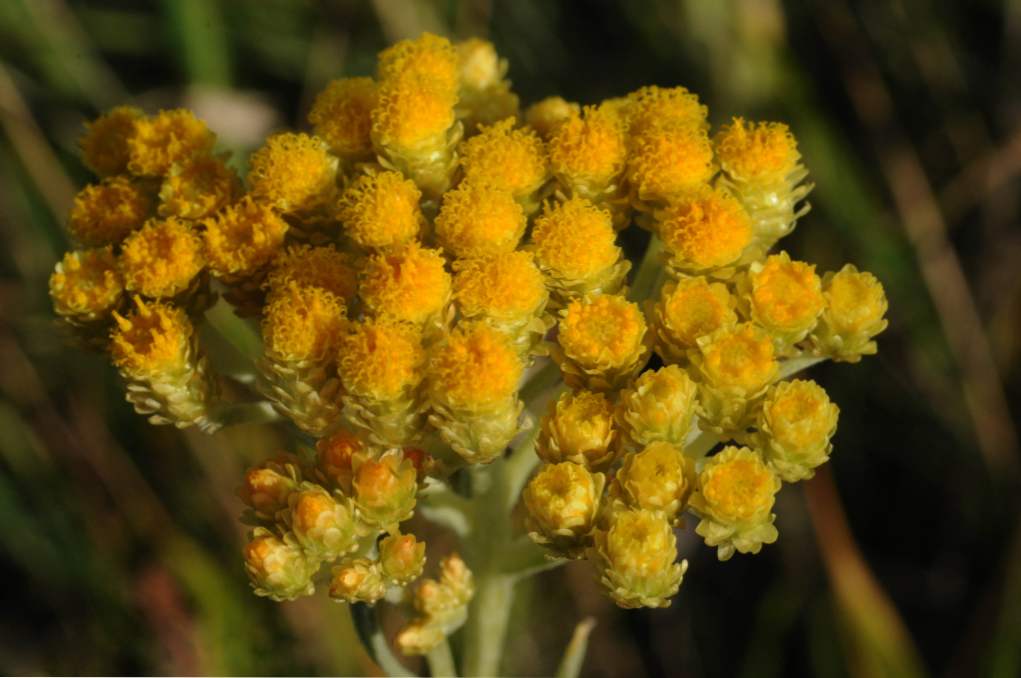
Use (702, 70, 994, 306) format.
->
(50, 33, 888, 651)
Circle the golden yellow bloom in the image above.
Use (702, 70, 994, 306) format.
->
(548, 104, 627, 194)
(379, 532, 427, 585)
(158, 154, 240, 219)
(525, 96, 580, 139)
(247, 132, 338, 213)
(287, 482, 358, 560)
(119, 217, 205, 299)
(67, 176, 154, 247)
(79, 106, 142, 176)
(537, 390, 620, 470)
(452, 251, 547, 322)
(127, 109, 216, 176)
(336, 170, 423, 250)
(692, 446, 781, 560)
(759, 379, 839, 482)
(337, 320, 425, 403)
(747, 251, 824, 347)
(592, 505, 687, 608)
(626, 85, 708, 137)
(657, 186, 752, 273)
(427, 322, 522, 412)
(110, 296, 191, 377)
(617, 365, 698, 450)
(307, 77, 378, 159)
(49, 247, 124, 322)
(238, 456, 302, 520)
(316, 428, 364, 494)
(378, 32, 460, 98)
(627, 125, 715, 204)
(265, 244, 359, 306)
(262, 282, 346, 363)
(244, 528, 318, 601)
(812, 264, 889, 362)
(653, 277, 737, 364)
(329, 558, 386, 604)
(458, 118, 549, 202)
(372, 77, 458, 154)
(554, 294, 649, 390)
(435, 182, 526, 259)
(352, 450, 418, 528)
(714, 117, 799, 185)
(358, 243, 451, 325)
(202, 197, 289, 280)
(523, 461, 605, 557)
(695, 322, 777, 395)
(616, 442, 695, 522)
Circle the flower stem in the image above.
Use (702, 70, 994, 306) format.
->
(426, 638, 457, 678)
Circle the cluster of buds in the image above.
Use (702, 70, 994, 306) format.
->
(50, 31, 889, 630)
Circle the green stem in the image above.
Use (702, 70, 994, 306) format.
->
(426, 638, 457, 678)
(350, 603, 416, 677)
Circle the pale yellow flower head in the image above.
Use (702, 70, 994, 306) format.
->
(427, 321, 523, 411)
(265, 244, 359, 306)
(538, 390, 620, 470)
(159, 154, 240, 219)
(352, 450, 418, 527)
(244, 527, 317, 601)
(458, 118, 549, 199)
(525, 96, 580, 139)
(110, 296, 192, 378)
(696, 322, 778, 395)
(618, 365, 698, 449)
(617, 442, 695, 521)
(119, 217, 205, 299)
(262, 282, 346, 363)
(308, 77, 378, 158)
(523, 461, 605, 555)
(359, 243, 451, 324)
(657, 186, 752, 272)
(127, 109, 216, 177)
(456, 38, 503, 91)
(379, 532, 427, 585)
(452, 251, 548, 322)
(626, 85, 708, 137)
(715, 117, 800, 185)
(67, 176, 154, 247)
(760, 379, 839, 482)
(548, 104, 627, 190)
(822, 264, 889, 337)
(627, 124, 715, 202)
(202, 197, 289, 279)
(49, 247, 123, 320)
(247, 132, 338, 213)
(654, 276, 737, 361)
(749, 251, 824, 338)
(558, 294, 647, 371)
(288, 482, 358, 560)
(316, 428, 365, 493)
(337, 170, 422, 250)
(79, 106, 142, 176)
(337, 319, 425, 402)
(435, 182, 526, 259)
(238, 456, 301, 519)
(330, 559, 386, 604)
(530, 197, 620, 281)
(697, 446, 779, 525)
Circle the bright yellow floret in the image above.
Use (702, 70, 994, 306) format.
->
(626, 85, 708, 136)
(427, 322, 523, 411)
(49, 247, 124, 320)
(748, 251, 824, 338)
(110, 296, 192, 378)
(119, 218, 205, 299)
(434, 182, 526, 259)
(202, 197, 289, 279)
(452, 251, 547, 321)
(548, 104, 627, 191)
(617, 441, 695, 521)
(67, 176, 154, 247)
(336, 170, 423, 250)
(537, 389, 620, 470)
(657, 186, 752, 272)
(655, 276, 737, 360)
(247, 132, 338, 213)
(372, 78, 458, 153)
(378, 32, 459, 96)
(159, 154, 240, 219)
(697, 447, 779, 524)
(696, 323, 778, 394)
(79, 106, 142, 176)
(821, 265, 889, 337)
(127, 109, 216, 177)
(627, 125, 715, 202)
(359, 243, 451, 325)
(714, 117, 799, 184)
(558, 294, 647, 370)
(265, 244, 359, 305)
(760, 379, 839, 482)
(308, 77, 378, 159)
(523, 461, 605, 556)
(262, 282, 346, 363)
(525, 96, 580, 139)
(458, 118, 549, 199)
(530, 197, 620, 281)
(337, 319, 425, 402)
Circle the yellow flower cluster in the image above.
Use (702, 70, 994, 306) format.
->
(51, 33, 890, 623)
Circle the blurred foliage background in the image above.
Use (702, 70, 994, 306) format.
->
(1, 0, 1020, 676)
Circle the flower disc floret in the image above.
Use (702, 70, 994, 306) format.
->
(714, 117, 799, 184)
(458, 118, 549, 198)
(377, 32, 460, 97)
(654, 276, 737, 362)
(159, 154, 240, 219)
(118, 217, 205, 299)
(202, 197, 289, 279)
(427, 322, 522, 412)
(358, 243, 451, 324)
(558, 295, 647, 371)
(696, 322, 778, 394)
(79, 106, 142, 176)
(127, 109, 216, 177)
(452, 251, 547, 321)
(657, 186, 752, 272)
(548, 104, 627, 190)
(530, 197, 620, 281)
(748, 251, 824, 339)
(337, 170, 422, 250)
(434, 182, 526, 259)
(262, 283, 346, 363)
(337, 319, 425, 402)
(110, 297, 192, 378)
(247, 133, 338, 213)
(266, 244, 358, 305)
(49, 247, 124, 320)
(67, 177, 153, 247)
(308, 77, 378, 158)
(627, 125, 715, 201)
(371, 78, 457, 153)
(626, 85, 708, 136)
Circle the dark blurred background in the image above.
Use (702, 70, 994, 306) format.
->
(1, 1, 1020, 676)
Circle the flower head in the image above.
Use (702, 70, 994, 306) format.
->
(427, 322, 522, 412)
(337, 319, 425, 402)
(329, 559, 386, 604)
(262, 282, 346, 363)
(336, 170, 423, 250)
(714, 117, 800, 185)
(287, 483, 358, 559)
(49, 247, 124, 321)
(67, 177, 154, 247)
(358, 243, 451, 324)
(244, 528, 318, 601)
(548, 104, 627, 191)
(657, 186, 752, 272)
(523, 461, 605, 557)
(308, 77, 378, 158)
(530, 197, 621, 283)
(79, 106, 142, 176)
(435, 182, 526, 259)
(265, 244, 359, 305)
(379, 532, 427, 585)
(119, 218, 205, 299)
(537, 390, 620, 470)
(556, 294, 648, 382)
(377, 32, 460, 98)
(627, 124, 715, 203)
(458, 118, 549, 199)
(525, 96, 580, 139)
(452, 251, 547, 322)
(695, 322, 777, 395)
(316, 428, 365, 493)
(127, 109, 216, 176)
(618, 365, 698, 449)
(626, 85, 707, 137)
(759, 379, 839, 482)
(247, 132, 338, 213)
(352, 450, 418, 528)
(616, 442, 695, 521)
(110, 297, 192, 378)
(159, 154, 240, 219)
(371, 78, 458, 154)
(812, 265, 889, 362)
(238, 456, 301, 519)
(748, 251, 824, 343)
(653, 276, 737, 363)
(202, 197, 289, 279)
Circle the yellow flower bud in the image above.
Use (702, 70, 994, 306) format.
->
(525, 96, 580, 140)
(691, 446, 781, 560)
(79, 106, 142, 176)
(746, 252, 824, 350)
(244, 527, 318, 601)
(397, 553, 474, 656)
(248, 132, 338, 214)
(617, 365, 698, 450)
(159, 154, 240, 220)
(287, 482, 359, 560)
(616, 442, 695, 522)
(49, 247, 124, 324)
(537, 390, 620, 470)
(523, 461, 605, 557)
(238, 456, 302, 520)
(455, 39, 519, 131)
(811, 264, 889, 363)
(336, 170, 423, 251)
(67, 176, 154, 247)
(329, 558, 387, 604)
(352, 450, 418, 530)
(434, 182, 526, 259)
(626, 85, 708, 138)
(118, 217, 206, 300)
(691, 322, 778, 432)
(127, 109, 216, 177)
(759, 379, 839, 482)
(553, 294, 650, 391)
(548, 103, 627, 197)
(626, 124, 715, 206)
(656, 186, 753, 275)
(592, 505, 687, 608)
(265, 244, 359, 306)
(457, 118, 548, 207)
(202, 197, 289, 281)
(307, 77, 378, 160)
(379, 532, 427, 585)
(359, 242, 451, 327)
(652, 277, 737, 364)
(315, 428, 365, 494)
